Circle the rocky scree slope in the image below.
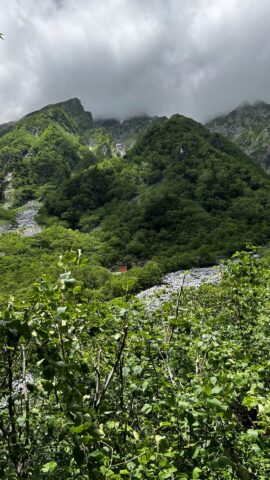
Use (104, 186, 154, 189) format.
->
(0, 172, 41, 236)
(207, 100, 270, 172)
(138, 265, 222, 310)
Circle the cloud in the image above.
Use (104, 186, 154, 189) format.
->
(1, 0, 270, 123)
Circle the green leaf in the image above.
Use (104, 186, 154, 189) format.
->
(159, 466, 177, 479)
(212, 456, 230, 468)
(178, 401, 189, 412)
(207, 398, 227, 412)
(155, 435, 169, 453)
(57, 307, 67, 314)
(247, 429, 259, 441)
(192, 467, 202, 479)
(133, 430, 140, 441)
(141, 403, 152, 414)
(70, 422, 91, 434)
(41, 461, 57, 473)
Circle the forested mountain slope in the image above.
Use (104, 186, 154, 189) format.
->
(0, 98, 95, 205)
(43, 113, 270, 270)
(0, 98, 160, 206)
(2, 99, 270, 288)
(207, 100, 270, 172)
(0, 100, 164, 296)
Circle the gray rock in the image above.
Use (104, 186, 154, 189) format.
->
(0, 200, 42, 237)
(16, 201, 42, 237)
(138, 265, 223, 310)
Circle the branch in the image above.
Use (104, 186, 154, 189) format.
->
(93, 348, 102, 407)
(7, 346, 19, 471)
(22, 346, 30, 445)
(94, 327, 128, 409)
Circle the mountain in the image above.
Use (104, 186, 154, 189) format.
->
(0, 98, 96, 205)
(0, 98, 93, 138)
(42, 113, 270, 270)
(2, 98, 270, 272)
(0, 99, 161, 205)
(207, 100, 270, 171)
(1, 101, 270, 480)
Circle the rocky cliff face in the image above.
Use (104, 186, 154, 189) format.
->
(207, 101, 270, 171)
(92, 115, 163, 156)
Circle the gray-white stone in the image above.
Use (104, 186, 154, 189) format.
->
(137, 265, 223, 310)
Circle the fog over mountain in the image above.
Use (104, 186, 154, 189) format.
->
(1, 0, 270, 123)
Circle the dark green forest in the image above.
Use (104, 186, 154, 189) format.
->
(42, 113, 270, 271)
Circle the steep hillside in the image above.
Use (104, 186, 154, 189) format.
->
(0, 98, 96, 205)
(207, 100, 270, 171)
(43, 114, 270, 270)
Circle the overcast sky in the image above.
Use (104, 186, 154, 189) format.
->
(1, 0, 270, 123)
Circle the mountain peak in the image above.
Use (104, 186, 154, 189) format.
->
(207, 99, 270, 171)
(43, 97, 84, 114)
(236, 100, 250, 110)
(39, 97, 93, 128)
(234, 100, 268, 113)
(21, 97, 93, 134)
(253, 99, 267, 107)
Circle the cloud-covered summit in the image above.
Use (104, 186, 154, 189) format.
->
(1, 0, 270, 123)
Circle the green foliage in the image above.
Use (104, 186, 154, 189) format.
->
(87, 128, 114, 159)
(0, 206, 16, 224)
(0, 226, 111, 297)
(1, 250, 270, 478)
(0, 226, 163, 299)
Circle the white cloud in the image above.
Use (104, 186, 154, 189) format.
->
(1, 0, 270, 123)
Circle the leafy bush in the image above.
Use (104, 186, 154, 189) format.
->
(1, 251, 270, 478)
